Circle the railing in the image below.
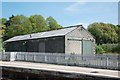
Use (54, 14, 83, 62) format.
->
(0, 52, 119, 70)
(0, 52, 10, 61)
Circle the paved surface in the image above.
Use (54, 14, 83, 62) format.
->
(0, 61, 120, 79)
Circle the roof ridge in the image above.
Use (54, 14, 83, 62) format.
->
(33, 25, 82, 34)
(20, 25, 82, 36)
(63, 25, 82, 29)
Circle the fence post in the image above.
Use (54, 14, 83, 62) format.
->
(82, 54, 83, 60)
(56, 56, 58, 64)
(33, 54, 34, 62)
(10, 52, 17, 61)
(1, 52, 4, 61)
(106, 57, 109, 69)
(24, 53, 26, 61)
(45, 55, 47, 62)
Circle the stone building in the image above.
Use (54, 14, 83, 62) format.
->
(5, 25, 95, 55)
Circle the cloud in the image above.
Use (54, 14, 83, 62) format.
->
(64, 0, 87, 11)
(75, 22, 89, 29)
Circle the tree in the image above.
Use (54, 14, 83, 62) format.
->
(88, 22, 118, 44)
(29, 15, 49, 32)
(0, 18, 7, 25)
(5, 15, 14, 27)
(0, 18, 7, 50)
(117, 25, 120, 43)
(87, 23, 103, 44)
(0, 18, 6, 37)
(0, 24, 5, 38)
(5, 15, 33, 39)
(46, 16, 62, 30)
(0, 18, 7, 38)
(1, 16, 15, 41)
(2, 15, 63, 41)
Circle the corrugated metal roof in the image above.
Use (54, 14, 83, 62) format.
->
(5, 26, 77, 42)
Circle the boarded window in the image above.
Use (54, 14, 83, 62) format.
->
(67, 40, 82, 54)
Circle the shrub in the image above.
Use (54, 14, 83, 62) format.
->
(97, 44, 120, 54)
(96, 46, 105, 54)
(101, 44, 118, 53)
(112, 44, 120, 53)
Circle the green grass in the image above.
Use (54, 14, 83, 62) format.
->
(103, 52, 120, 55)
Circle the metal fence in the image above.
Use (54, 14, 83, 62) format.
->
(0, 52, 119, 70)
(0, 52, 10, 61)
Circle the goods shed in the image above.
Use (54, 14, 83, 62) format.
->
(5, 25, 95, 55)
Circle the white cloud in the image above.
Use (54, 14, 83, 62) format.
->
(64, 0, 118, 12)
(64, 0, 87, 11)
(75, 22, 89, 29)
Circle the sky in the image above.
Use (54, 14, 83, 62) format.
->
(2, 2, 118, 28)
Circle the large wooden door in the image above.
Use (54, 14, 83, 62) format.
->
(82, 40, 93, 55)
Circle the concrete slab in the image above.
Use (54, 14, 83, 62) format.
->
(0, 61, 119, 79)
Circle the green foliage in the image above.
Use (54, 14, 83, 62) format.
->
(0, 19, 6, 51)
(117, 25, 120, 43)
(46, 16, 62, 30)
(5, 15, 14, 27)
(29, 15, 49, 32)
(5, 15, 33, 39)
(0, 24, 6, 37)
(96, 46, 105, 54)
(0, 18, 7, 25)
(88, 22, 118, 44)
(97, 44, 120, 54)
(101, 44, 118, 53)
(0, 39, 3, 51)
(0, 18, 7, 38)
(88, 23, 120, 54)
(1, 15, 63, 41)
(112, 44, 120, 53)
